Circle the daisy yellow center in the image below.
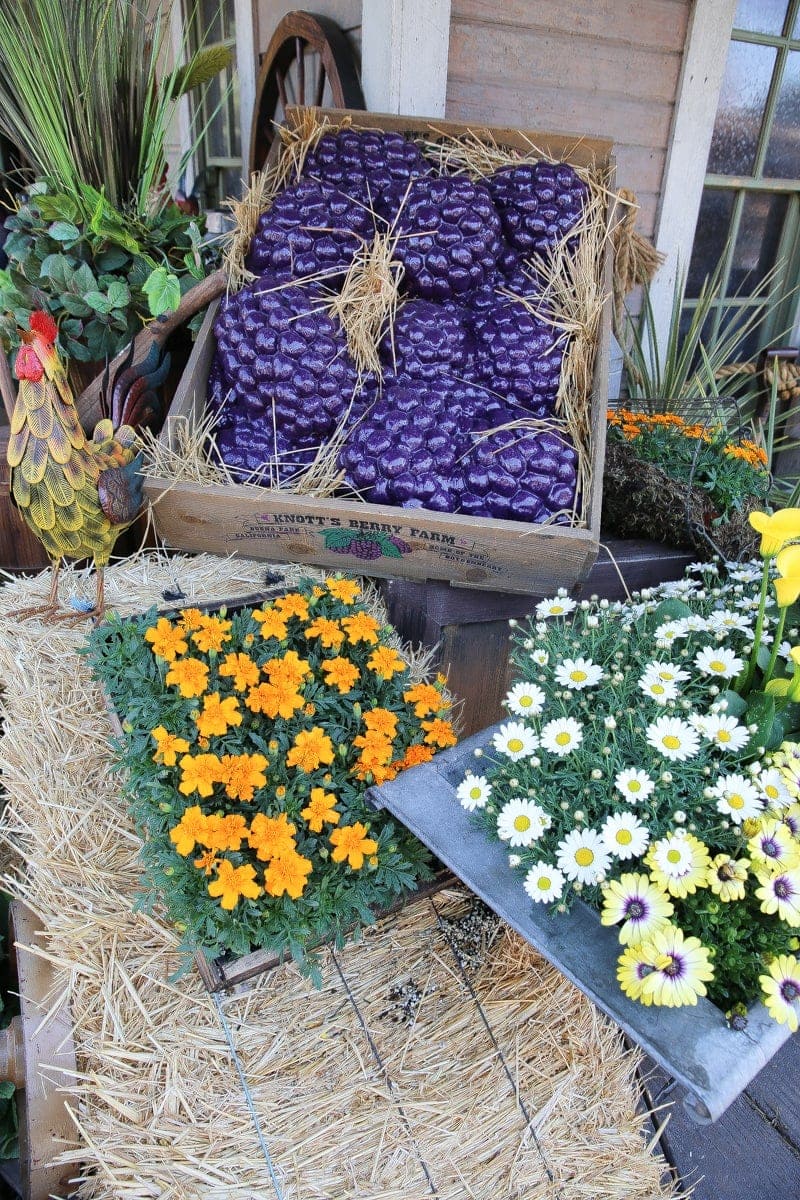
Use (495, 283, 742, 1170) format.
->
(555, 731, 572, 746)
(628, 780, 642, 793)
(709, 660, 726, 673)
(615, 829, 633, 845)
(514, 815, 532, 832)
(508, 737, 524, 753)
(662, 735, 681, 750)
(537, 876, 552, 891)
(469, 786, 482, 800)
(519, 695, 533, 708)
(666, 848, 683, 864)
(651, 683, 666, 694)
(728, 793, 745, 809)
(570, 670, 587, 682)
(660, 671, 674, 681)
(766, 784, 779, 799)
(575, 847, 594, 867)
(717, 730, 731, 743)
(551, 605, 564, 614)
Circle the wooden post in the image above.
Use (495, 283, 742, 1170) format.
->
(360, 0, 452, 117)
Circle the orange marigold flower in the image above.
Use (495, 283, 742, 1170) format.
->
(368, 645, 407, 680)
(300, 786, 340, 832)
(621, 423, 641, 439)
(144, 617, 187, 662)
(403, 682, 448, 718)
(193, 849, 219, 875)
(400, 743, 436, 768)
(165, 657, 210, 699)
(353, 760, 399, 784)
(275, 785, 286, 799)
(219, 652, 260, 691)
(326, 577, 361, 604)
(197, 735, 210, 750)
(245, 681, 305, 720)
(287, 726, 335, 772)
(252, 607, 289, 641)
(304, 702, 316, 716)
(422, 717, 457, 748)
(274, 592, 310, 621)
(341, 612, 380, 644)
(305, 616, 345, 649)
(219, 752, 268, 801)
(208, 860, 261, 909)
(322, 656, 360, 694)
(264, 850, 313, 899)
(177, 607, 205, 632)
(151, 725, 190, 767)
(264, 649, 311, 690)
(195, 692, 242, 738)
(192, 616, 232, 654)
(169, 805, 209, 855)
(248, 812, 297, 861)
(363, 708, 399, 737)
(178, 753, 222, 798)
(353, 729, 394, 766)
(204, 812, 249, 853)
(330, 822, 378, 870)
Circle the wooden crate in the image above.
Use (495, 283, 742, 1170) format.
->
(145, 108, 614, 595)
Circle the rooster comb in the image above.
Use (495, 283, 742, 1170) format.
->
(28, 310, 58, 344)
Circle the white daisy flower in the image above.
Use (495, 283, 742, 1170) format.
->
(614, 768, 656, 804)
(637, 675, 679, 704)
(687, 561, 718, 574)
(540, 717, 584, 756)
(683, 613, 710, 632)
(758, 768, 792, 810)
(654, 621, 688, 647)
(779, 641, 794, 660)
(694, 645, 744, 679)
(535, 596, 577, 619)
(728, 564, 762, 583)
(497, 798, 550, 846)
(736, 594, 775, 612)
(649, 833, 696, 880)
(556, 828, 611, 884)
(492, 722, 539, 761)
(601, 811, 650, 860)
(505, 681, 546, 717)
(659, 579, 699, 598)
(531, 649, 549, 666)
(706, 609, 752, 635)
(695, 713, 750, 752)
(553, 657, 603, 690)
(641, 661, 691, 685)
(711, 773, 765, 824)
(524, 861, 565, 903)
(645, 715, 701, 761)
(456, 773, 492, 811)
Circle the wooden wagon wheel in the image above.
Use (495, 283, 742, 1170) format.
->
(249, 11, 365, 173)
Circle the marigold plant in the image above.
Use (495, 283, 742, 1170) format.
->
(87, 577, 454, 979)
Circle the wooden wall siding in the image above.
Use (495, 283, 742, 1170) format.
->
(445, 0, 692, 239)
(255, 0, 362, 61)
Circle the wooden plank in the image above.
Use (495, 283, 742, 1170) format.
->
(448, 22, 684, 105)
(744, 1033, 800, 1148)
(450, 0, 690, 53)
(256, 0, 361, 50)
(361, 0, 451, 117)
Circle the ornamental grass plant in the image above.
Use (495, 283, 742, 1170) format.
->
(87, 577, 456, 979)
(457, 507, 800, 1028)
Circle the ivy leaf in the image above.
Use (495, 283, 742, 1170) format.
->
(48, 220, 81, 244)
(39, 253, 73, 287)
(106, 279, 130, 309)
(142, 266, 181, 316)
(84, 290, 114, 314)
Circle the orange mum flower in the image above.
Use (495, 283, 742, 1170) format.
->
(300, 787, 340, 832)
(367, 646, 407, 680)
(151, 725, 190, 767)
(177, 607, 205, 632)
(178, 753, 222, 798)
(274, 592, 310, 621)
(287, 727, 335, 772)
(363, 708, 399, 738)
(252, 607, 289, 641)
(195, 692, 242, 738)
(169, 805, 209, 855)
(204, 812, 249, 853)
(144, 618, 188, 662)
(305, 616, 345, 649)
(326, 577, 361, 605)
(341, 612, 380, 645)
(165, 657, 210, 698)
(330, 822, 378, 870)
(219, 752, 268, 801)
(264, 649, 311, 690)
(218, 651, 260, 691)
(264, 850, 313, 899)
(248, 812, 297, 861)
(208, 860, 261, 909)
(245, 681, 305, 720)
(322, 656, 360, 694)
(422, 717, 457, 748)
(191, 616, 232, 654)
(403, 682, 447, 718)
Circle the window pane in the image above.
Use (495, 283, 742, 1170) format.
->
(686, 190, 735, 297)
(764, 50, 800, 176)
(729, 192, 789, 293)
(707, 41, 777, 175)
(734, 0, 788, 35)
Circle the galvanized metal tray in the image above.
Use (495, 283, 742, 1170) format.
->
(367, 725, 793, 1123)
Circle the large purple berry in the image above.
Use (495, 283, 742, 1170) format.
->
(381, 299, 474, 380)
(461, 426, 578, 522)
(301, 129, 432, 208)
(471, 299, 563, 416)
(390, 176, 503, 300)
(246, 179, 373, 282)
(487, 162, 587, 256)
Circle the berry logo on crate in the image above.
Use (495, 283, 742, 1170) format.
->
(145, 106, 614, 595)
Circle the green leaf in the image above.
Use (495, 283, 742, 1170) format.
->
(742, 691, 776, 755)
(142, 266, 181, 316)
(84, 290, 114, 314)
(72, 262, 97, 293)
(720, 689, 747, 717)
(95, 247, 130, 272)
(39, 253, 73, 287)
(106, 279, 130, 309)
(652, 598, 693, 623)
(59, 294, 92, 317)
(35, 193, 79, 223)
(88, 193, 141, 255)
(48, 220, 81, 244)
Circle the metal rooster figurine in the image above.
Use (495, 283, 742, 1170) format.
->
(6, 310, 145, 618)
